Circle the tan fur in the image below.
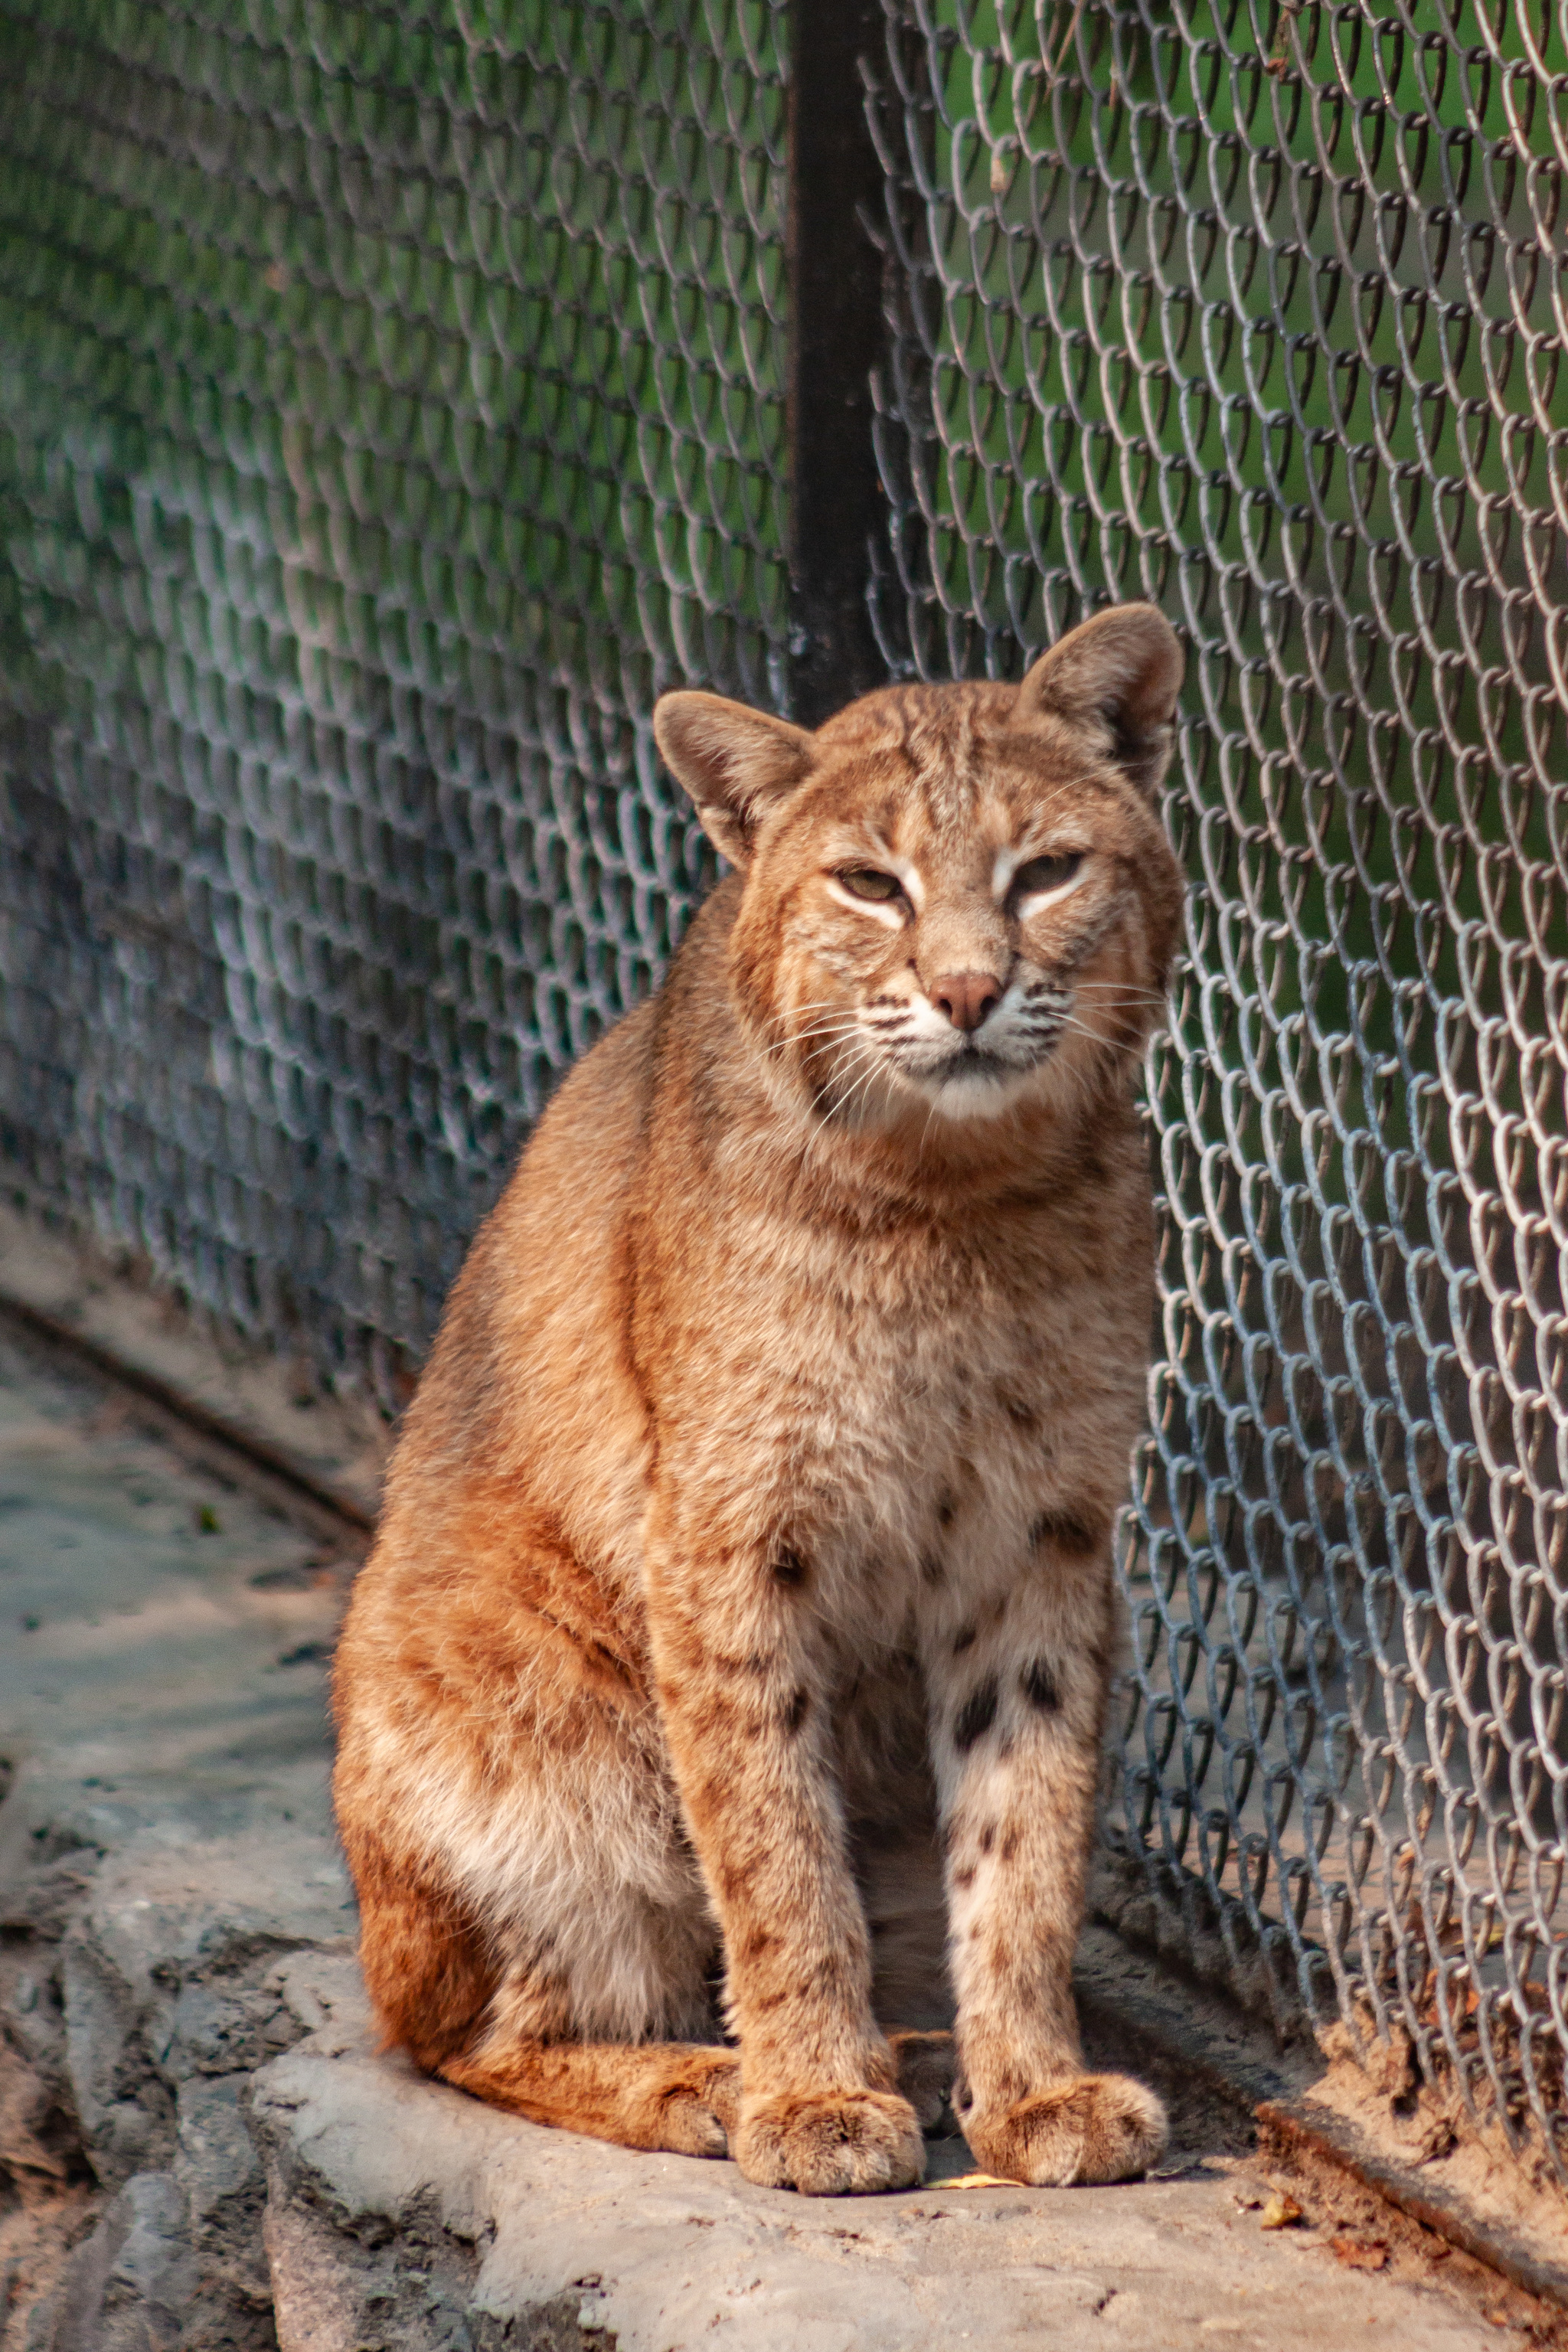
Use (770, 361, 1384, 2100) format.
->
(333, 604, 1186, 2194)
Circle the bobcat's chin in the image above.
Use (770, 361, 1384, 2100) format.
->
(826, 1044, 1056, 1132)
(911, 1037, 1063, 1122)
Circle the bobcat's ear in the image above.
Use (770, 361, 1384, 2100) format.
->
(653, 692, 816, 868)
(1013, 603, 1184, 802)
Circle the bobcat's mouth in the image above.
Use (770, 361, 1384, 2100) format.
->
(940, 1037, 1034, 1079)
(881, 982, 1069, 1081)
(875, 1019, 1067, 1112)
(813, 977, 1082, 1121)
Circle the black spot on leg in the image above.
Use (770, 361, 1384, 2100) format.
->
(953, 1675, 999, 1753)
(920, 1553, 946, 1588)
(978, 1824, 995, 1856)
(936, 1491, 956, 1529)
(772, 1546, 808, 1589)
(953, 1865, 975, 1892)
(952, 1623, 977, 1656)
(1001, 1395, 1038, 1432)
(1028, 1505, 1107, 1558)
(783, 1686, 811, 1735)
(713, 1649, 769, 1678)
(1022, 1657, 1060, 1713)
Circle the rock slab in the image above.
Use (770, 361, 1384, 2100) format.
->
(249, 1956, 1501, 2352)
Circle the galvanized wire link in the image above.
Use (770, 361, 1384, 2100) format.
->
(869, 0, 1568, 2178)
(0, 0, 787, 1396)
(2, 0, 1566, 2184)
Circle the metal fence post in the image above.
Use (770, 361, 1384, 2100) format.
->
(786, 0, 888, 725)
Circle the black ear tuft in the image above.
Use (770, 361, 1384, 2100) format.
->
(1012, 603, 1184, 800)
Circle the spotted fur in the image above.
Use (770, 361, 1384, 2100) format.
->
(333, 604, 1184, 2194)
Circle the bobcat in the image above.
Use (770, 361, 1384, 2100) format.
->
(332, 602, 1186, 2195)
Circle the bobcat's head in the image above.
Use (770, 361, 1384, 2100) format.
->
(653, 605, 1185, 1131)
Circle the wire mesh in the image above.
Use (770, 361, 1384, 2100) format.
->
(869, 0, 1568, 2180)
(1, 0, 1566, 2187)
(0, 0, 786, 1393)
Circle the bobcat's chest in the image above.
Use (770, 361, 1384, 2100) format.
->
(788, 1264, 1085, 1637)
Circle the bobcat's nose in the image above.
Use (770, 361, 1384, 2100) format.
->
(930, 971, 1003, 1033)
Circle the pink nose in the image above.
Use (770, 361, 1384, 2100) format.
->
(930, 971, 1002, 1032)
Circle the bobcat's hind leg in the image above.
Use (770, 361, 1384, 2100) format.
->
(443, 1999, 952, 2161)
(348, 1821, 737, 2157)
(347, 1813, 950, 2169)
(444, 2022, 954, 2161)
(441, 2034, 740, 2158)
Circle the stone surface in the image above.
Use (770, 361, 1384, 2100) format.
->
(250, 1955, 1508, 2352)
(0, 1316, 1546, 2351)
(0, 1200, 387, 1523)
(0, 1321, 348, 2350)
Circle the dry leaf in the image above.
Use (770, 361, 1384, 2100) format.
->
(940, 2172, 1017, 2190)
(1330, 2236, 1389, 2272)
(1259, 2192, 1303, 2230)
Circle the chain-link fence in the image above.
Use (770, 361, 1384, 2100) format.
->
(2, 0, 1566, 2194)
(0, 0, 786, 1393)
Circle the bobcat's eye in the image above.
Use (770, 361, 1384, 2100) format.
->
(1011, 852, 1084, 902)
(836, 867, 903, 904)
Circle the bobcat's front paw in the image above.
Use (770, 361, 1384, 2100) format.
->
(964, 2072, 1166, 2186)
(734, 2088, 925, 2195)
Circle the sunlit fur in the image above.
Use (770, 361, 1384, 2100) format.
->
(333, 603, 1186, 2195)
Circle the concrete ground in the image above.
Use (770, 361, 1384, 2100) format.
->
(0, 1318, 1555, 2350)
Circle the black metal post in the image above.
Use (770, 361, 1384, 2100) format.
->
(786, 0, 888, 725)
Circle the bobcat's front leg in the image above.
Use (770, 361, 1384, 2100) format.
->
(644, 1510, 923, 2195)
(930, 1527, 1167, 2186)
